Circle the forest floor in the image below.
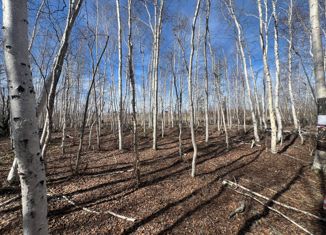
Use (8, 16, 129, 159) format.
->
(0, 126, 326, 234)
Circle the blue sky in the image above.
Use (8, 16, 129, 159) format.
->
(0, 0, 316, 109)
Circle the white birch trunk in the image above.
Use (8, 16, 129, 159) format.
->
(152, 0, 164, 150)
(287, 0, 299, 131)
(189, 0, 201, 177)
(116, 0, 123, 150)
(226, 0, 260, 142)
(257, 0, 277, 153)
(272, 0, 283, 143)
(309, 0, 326, 173)
(204, 0, 211, 143)
(2, 0, 48, 233)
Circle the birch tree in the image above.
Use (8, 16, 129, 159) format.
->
(204, 0, 211, 143)
(116, 0, 123, 150)
(2, 0, 48, 233)
(39, 0, 84, 157)
(257, 0, 277, 153)
(272, 0, 283, 142)
(189, 0, 201, 177)
(225, 0, 260, 143)
(287, 0, 299, 131)
(171, 48, 184, 158)
(127, 0, 140, 185)
(152, 0, 164, 150)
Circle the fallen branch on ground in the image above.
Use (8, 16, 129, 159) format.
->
(281, 153, 311, 164)
(47, 190, 136, 222)
(222, 179, 326, 222)
(0, 195, 20, 207)
(241, 178, 316, 208)
(250, 140, 261, 148)
(228, 188, 313, 235)
(104, 168, 133, 177)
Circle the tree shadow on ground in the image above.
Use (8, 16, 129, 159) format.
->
(278, 133, 298, 154)
(236, 166, 304, 235)
(157, 187, 225, 235)
(47, 142, 259, 220)
(121, 150, 262, 234)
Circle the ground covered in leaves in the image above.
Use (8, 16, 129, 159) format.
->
(0, 126, 325, 234)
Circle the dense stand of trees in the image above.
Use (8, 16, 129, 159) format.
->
(1, 0, 325, 233)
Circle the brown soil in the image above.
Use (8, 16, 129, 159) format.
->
(0, 127, 325, 234)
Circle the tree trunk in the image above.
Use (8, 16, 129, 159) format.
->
(309, 0, 326, 173)
(75, 36, 109, 173)
(204, 0, 211, 143)
(257, 0, 277, 154)
(189, 0, 201, 177)
(61, 65, 70, 155)
(226, 0, 260, 142)
(116, 0, 123, 150)
(287, 0, 299, 131)
(152, 0, 164, 150)
(2, 0, 48, 233)
(272, 0, 283, 143)
(172, 48, 183, 158)
(127, 0, 140, 185)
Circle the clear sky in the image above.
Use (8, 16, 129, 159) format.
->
(0, 0, 316, 107)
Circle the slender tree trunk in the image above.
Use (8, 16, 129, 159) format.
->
(92, 74, 100, 150)
(172, 47, 184, 158)
(248, 52, 263, 129)
(213, 66, 229, 148)
(221, 97, 229, 149)
(36, 0, 84, 118)
(140, 44, 146, 134)
(261, 80, 267, 129)
(225, 57, 231, 129)
(39, 0, 84, 164)
(204, 0, 211, 143)
(226, 0, 260, 142)
(152, 0, 164, 150)
(287, 0, 299, 131)
(272, 0, 283, 143)
(194, 18, 201, 128)
(243, 79, 247, 132)
(127, 0, 140, 185)
(75, 36, 109, 173)
(257, 0, 277, 154)
(236, 46, 240, 131)
(2, 0, 48, 233)
(189, 0, 201, 177)
(61, 65, 70, 155)
(116, 0, 123, 150)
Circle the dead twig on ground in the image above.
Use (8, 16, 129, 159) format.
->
(222, 179, 326, 222)
(0, 194, 20, 207)
(233, 189, 313, 235)
(281, 153, 311, 164)
(47, 190, 136, 222)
